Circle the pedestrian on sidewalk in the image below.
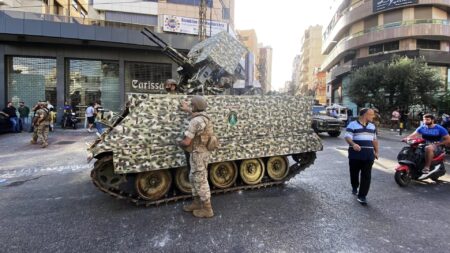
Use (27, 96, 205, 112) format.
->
(1, 102, 19, 133)
(391, 108, 400, 131)
(344, 108, 379, 205)
(85, 103, 95, 132)
(18, 101, 30, 132)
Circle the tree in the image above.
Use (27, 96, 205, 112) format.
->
(347, 61, 387, 110)
(348, 56, 441, 113)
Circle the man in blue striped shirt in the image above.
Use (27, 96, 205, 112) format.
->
(344, 108, 379, 205)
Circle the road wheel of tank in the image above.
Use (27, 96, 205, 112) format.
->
(240, 159, 265, 185)
(175, 166, 192, 194)
(135, 170, 172, 201)
(92, 156, 126, 190)
(209, 161, 238, 189)
(266, 156, 289, 181)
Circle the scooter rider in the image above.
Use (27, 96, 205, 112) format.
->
(406, 114, 450, 180)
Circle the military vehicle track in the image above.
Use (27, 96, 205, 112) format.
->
(90, 152, 316, 207)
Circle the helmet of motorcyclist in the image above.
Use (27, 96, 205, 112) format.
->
(191, 95, 207, 112)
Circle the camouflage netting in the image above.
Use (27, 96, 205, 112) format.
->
(187, 31, 247, 75)
(91, 94, 323, 174)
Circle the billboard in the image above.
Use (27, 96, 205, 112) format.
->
(373, 0, 418, 12)
(162, 15, 228, 36)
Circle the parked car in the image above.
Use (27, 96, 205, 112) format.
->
(312, 105, 342, 137)
(0, 113, 11, 134)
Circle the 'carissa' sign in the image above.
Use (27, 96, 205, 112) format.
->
(131, 80, 164, 93)
(373, 0, 418, 13)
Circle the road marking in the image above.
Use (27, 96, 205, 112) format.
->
(0, 164, 90, 179)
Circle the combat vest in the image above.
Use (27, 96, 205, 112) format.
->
(36, 108, 50, 126)
(188, 113, 219, 153)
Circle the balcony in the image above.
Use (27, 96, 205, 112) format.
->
(321, 19, 450, 71)
(322, 0, 450, 54)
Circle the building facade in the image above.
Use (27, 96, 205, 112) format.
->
(322, 0, 450, 111)
(0, 0, 234, 122)
(293, 25, 326, 96)
(258, 45, 272, 93)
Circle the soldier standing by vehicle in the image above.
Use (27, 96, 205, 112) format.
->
(165, 79, 178, 94)
(179, 95, 214, 218)
(31, 101, 50, 148)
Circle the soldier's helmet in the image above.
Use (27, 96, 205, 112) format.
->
(191, 95, 207, 112)
(38, 100, 47, 106)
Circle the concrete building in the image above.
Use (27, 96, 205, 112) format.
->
(312, 69, 327, 105)
(321, 0, 450, 111)
(237, 29, 259, 81)
(91, 0, 234, 34)
(0, 0, 233, 123)
(294, 25, 326, 96)
(258, 45, 273, 92)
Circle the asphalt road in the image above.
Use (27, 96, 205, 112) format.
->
(1, 130, 450, 252)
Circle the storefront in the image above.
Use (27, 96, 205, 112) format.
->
(2, 44, 180, 123)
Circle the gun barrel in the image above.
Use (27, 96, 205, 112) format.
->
(141, 27, 190, 67)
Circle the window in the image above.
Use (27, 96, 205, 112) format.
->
(369, 44, 383, 54)
(71, 0, 78, 10)
(6, 57, 57, 114)
(167, 0, 213, 8)
(368, 41, 399, 54)
(66, 59, 120, 115)
(417, 39, 440, 50)
(222, 8, 230, 20)
(384, 41, 399, 51)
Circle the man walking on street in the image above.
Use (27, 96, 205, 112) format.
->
(345, 108, 379, 205)
(31, 101, 50, 148)
(179, 96, 214, 218)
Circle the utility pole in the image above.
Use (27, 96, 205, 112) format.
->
(198, 0, 207, 41)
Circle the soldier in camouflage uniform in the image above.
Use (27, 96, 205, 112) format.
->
(31, 101, 50, 148)
(165, 79, 178, 95)
(179, 95, 214, 218)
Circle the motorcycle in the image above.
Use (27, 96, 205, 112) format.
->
(394, 137, 446, 187)
(61, 112, 78, 129)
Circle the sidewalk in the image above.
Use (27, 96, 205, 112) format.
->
(0, 127, 98, 175)
(377, 128, 414, 142)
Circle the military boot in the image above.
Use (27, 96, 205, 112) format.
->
(192, 199, 214, 218)
(183, 197, 201, 212)
(41, 142, 48, 148)
(30, 139, 37, 144)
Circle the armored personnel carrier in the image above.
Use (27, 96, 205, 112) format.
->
(87, 30, 322, 206)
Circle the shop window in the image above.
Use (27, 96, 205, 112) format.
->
(6, 57, 57, 116)
(417, 39, 440, 50)
(66, 59, 120, 117)
(125, 62, 172, 94)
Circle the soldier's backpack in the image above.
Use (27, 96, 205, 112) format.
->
(195, 114, 219, 151)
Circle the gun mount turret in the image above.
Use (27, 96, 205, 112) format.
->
(141, 28, 247, 94)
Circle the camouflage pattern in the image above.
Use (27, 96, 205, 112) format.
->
(187, 31, 247, 75)
(189, 149, 211, 201)
(36, 124, 49, 146)
(185, 113, 209, 153)
(89, 94, 322, 174)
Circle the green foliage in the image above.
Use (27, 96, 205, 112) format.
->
(348, 56, 441, 112)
